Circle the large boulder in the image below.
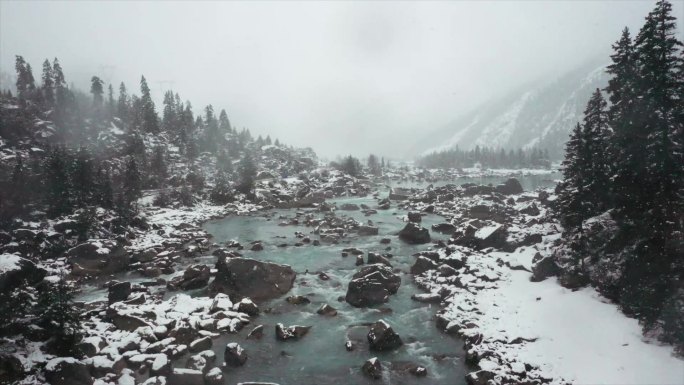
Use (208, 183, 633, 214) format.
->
(346, 264, 401, 307)
(168, 368, 204, 385)
(44, 358, 93, 385)
(209, 257, 296, 302)
(358, 225, 379, 236)
(407, 212, 422, 223)
(495, 178, 523, 195)
(108, 281, 131, 304)
(67, 240, 130, 277)
(224, 342, 247, 366)
(0, 254, 46, 292)
(432, 223, 456, 234)
(367, 320, 403, 351)
(530, 255, 560, 282)
(398, 223, 430, 244)
(169, 264, 211, 290)
(361, 357, 383, 380)
(410, 256, 439, 275)
(275, 323, 311, 341)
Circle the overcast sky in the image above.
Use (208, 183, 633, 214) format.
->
(1, 0, 681, 159)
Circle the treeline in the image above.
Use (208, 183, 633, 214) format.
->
(330, 154, 390, 177)
(1, 56, 292, 228)
(416, 146, 551, 170)
(556, 0, 683, 350)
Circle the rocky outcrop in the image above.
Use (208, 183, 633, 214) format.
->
(107, 281, 131, 304)
(168, 264, 211, 290)
(530, 255, 560, 282)
(0, 254, 46, 292)
(432, 223, 456, 234)
(346, 264, 401, 307)
(398, 223, 431, 244)
(67, 240, 129, 277)
(410, 256, 439, 275)
(44, 358, 93, 385)
(209, 257, 296, 302)
(358, 225, 379, 236)
(495, 178, 523, 195)
(224, 342, 247, 366)
(367, 320, 403, 351)
(275, 323, 311, 341)
(361, 357, 383, 380)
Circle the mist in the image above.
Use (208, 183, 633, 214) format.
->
(1, 0, 679, 158)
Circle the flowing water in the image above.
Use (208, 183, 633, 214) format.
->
(78, 173, 560, 385)
(203, 196, 461, 385)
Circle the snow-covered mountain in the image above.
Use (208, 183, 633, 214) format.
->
(417, 61, 610, 159)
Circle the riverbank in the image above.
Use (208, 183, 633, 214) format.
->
(402, 180, 684, 385)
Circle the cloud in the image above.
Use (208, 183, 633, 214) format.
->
(2, 0, 680, 158)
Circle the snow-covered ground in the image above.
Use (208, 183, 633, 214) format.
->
(432, 246, 684, 385)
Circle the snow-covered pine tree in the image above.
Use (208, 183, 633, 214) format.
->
(580, 89, 612, 214)
(633, 0, 683, 232)
(139, 75, 159, 133)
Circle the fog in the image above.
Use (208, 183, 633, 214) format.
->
(1, 0, 679, 159)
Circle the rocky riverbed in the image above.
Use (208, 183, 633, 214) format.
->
(10, 168, 631, 385)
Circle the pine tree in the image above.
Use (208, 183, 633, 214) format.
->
(15, 56, 29, 101)
(139, 75, 159, 133)
(557, 123, 587, 231)
(162, 90, 178, 134)
(633, 0, 683, 231)
(149, 146, 168, 187)
(71, 147, 94, 206)
(37, 274, 81, 356)
(90, 76, 104, 108)
(94, 167, 114, 209)
(219, 109, 231, 133)
(210, 169, 234, 204)
(107, 84, 115, 118)
(580, 89, 612, 214)
(118, 82, 130, 123)
(10, 155, 28, 215)
(41, 59, 54, 107)
(237, 152, 257, 196)
(45, 148, 72, 217)
(123, 156, 142, 204)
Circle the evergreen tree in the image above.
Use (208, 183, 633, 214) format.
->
(90, 76, 104, 108)
(71, 147, 94, 206)
(94, 167, 114, 209)
(41, 59, 54, 107)
(52, 58, 68, 111)
(210, 169, 234, 204)
(37, 274, 81, 356)
(557, 123, 587, 231)
(117, 82, 130, 123)
(162, 90, 178, 135)
(107, 84, 115, 118)
(367, 154, 381, 176)
(139, 75, 159, 133)
(123, 156, 142, 204)
(44, 148, 71, 217)
(149, 146, 168, 187)
(237, 152, 257, 196)
(15, 56, 30, 101)
(580, 89, 612, 214)
(633, 0, 683, 231)
(218, 109, 231, 133)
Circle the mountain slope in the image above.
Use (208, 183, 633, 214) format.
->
(418, 61, 610, 159)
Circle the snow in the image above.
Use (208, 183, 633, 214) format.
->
(437, 246, 684, 384)
(45, 357, 79, 371)
(474, 225, 500, 239)
(0, 253, 23, 273)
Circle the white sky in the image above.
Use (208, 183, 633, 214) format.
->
(1, 0, 681, 158)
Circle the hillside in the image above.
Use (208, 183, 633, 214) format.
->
(417, 60, 610, 159)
